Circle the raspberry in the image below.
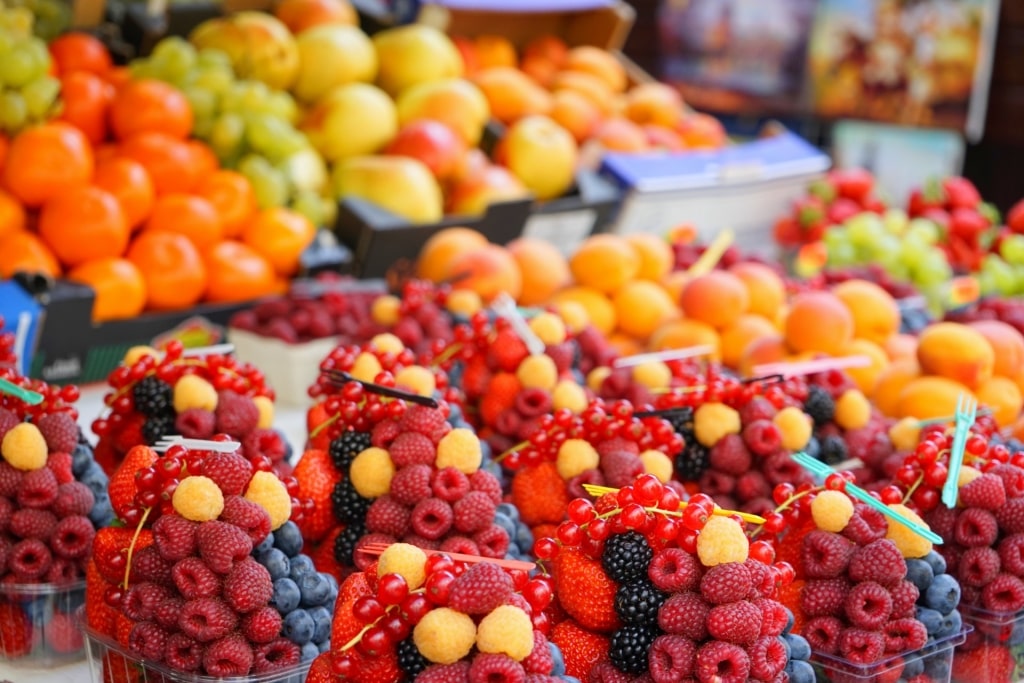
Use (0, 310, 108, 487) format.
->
(433, 466, 471, 503)
(242, 605, 283, 644)
(959, 546, 1001, 587)
(696, 516, 750, 567)
(707, 600, 762, 644)
(848, 539, 906, 586)
(440, 535, 479, 556)
(515, 387, 553, 419)
(801, 578, 850, 617)
(522, 630, 554, 675)
(955, 507, 999, 547)
(882, 618, 927, 653)
(694, 641, 749, 683)
(9, 538, 52, 579)
(991, 463, 1024, 498)
(124, 582, 173, 621)
(477, 605, 537, 661)
(253, 638, 300, 673)
(219, 495, 272, 547)
(197, 520, 254, 574)
(838, 628, 885, 664)
(52, 514, 95, 559)
(180, 597, 239, 643)
(53, 481, 94, 518)
(995, 497, 1024, 533)
(999, 533, 1024, 576)
(449, 561, 515, 615)
(804, 615, 843, 653)
(224, 557, 274, 614)
(10, 508, 57, 540)
(44, 611, 83, 654)
(925, 505, 960, 539)
(648, 634, 696, 682)
(810, 490, 855, 533)
(658, 591, 709, 640)
(700, 562, 751, 604)
(708, 434, 752, 476)
(419, 662, 473, 683)
(391, 464, 433, 505)
(410, 497, 454, 540)
(400, 405, 449, 442)
(173, 556, 223, 599)
(469, 469, 503, 505)
(741, 420, 782, 457)
(474, 525, 510, 559)
(153, 596, 184, 630)
(367, 495, 412, 537)
(468, 653, 525, 683)
(747, 635, 787, 681)
(843, 581, 892, 630)
(555, 439, 600, 481)
(175, 408, 216, 440)
(648, 547, 701, 593)
(46, 557, 77, 583)
(888, 580, 919, 618)
(843, 505, 888, 545)
(960, 473, 1008, 509)
(414, 607, 477, 664)
(152, 514, 198, 562)
(46, 451, 73, 484)
(204, 633, 254, 677)
(391, 431, 437, 468)
(0, 496, 11, 533)
(377, 542, 428, 590)
(453, 491, 497, 534)
(165, 632, 203, 672)
(17, 466, 58, 509)
(372, 419, 402, 448)
(0, 409, 19, 442)
(129, 621, 169, 661)
(802, 530, 855, 579)
(982, 572, 1024, 612)
(0, 461, 23, 497)
(753, 597, 788, 637)
(599, 450, 643, 489)
(174, 475, 226, 522)
(436, 428, 483, 474)
(201, 452, 254, 497)
(36, 412, 79, 455)
(215, 390, 260, 438)
(131, 545, 174, 585)
(589, 660, 635, 683)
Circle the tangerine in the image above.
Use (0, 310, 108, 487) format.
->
(48, 32, 113, 76)
(109, 79, 194, 142)
(92, 158, 156, 230)
(0, 231, 60, 278)
(679, 271, 749, 330)
(117, 132, 203, 195)
(241, 207, 316, 277)
(126, 231, 207, 311)
(0, 189, 26, 238)
(145, 194, 223, 251)
(38, 185, 129, 267)
(57, 71, 114, 145)
(197, 170, 258, 238)
(203, 241, 279, 303)
(569, 234, 640, 294)
(2, 122, 93, 207)
(67, 257, 146, 321)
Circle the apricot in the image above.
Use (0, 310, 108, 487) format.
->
(608, 332, 642, 357)
(612, 280, 678, 341)
(522, 35, 569, 68)
(550, 71, 616, 114)
(416, 226, 488, 283)
(680, 270, 749, 330)
(569, 234, 639, 295)
(840, 338, 889, 395)
(591, 118, 648, 153)
(738, 334, 787, 378)
(967, 320, 1024, 379)
(507, 237, 570, 306)
(728, 261, 786, 321)
(472, 67, 551, 125)
(563, 46, 628, 93)
(897, 375, 975, 421)
(648, 319, 721, 361)
(623, 82, 685, 128)
(551, 286, 615, 336)
(549, 90, 602, 144)
(883, 333, 918, 362)
(872, 358, 921, 417)
(447, 243, 522, 303)
(719, 314, 777, 371)
(975, 376, 1023, 428)
(625, 233, 674, 282)
(832, 279, 900, 346)
(473, 34, 517, 70)
(783, 291, 854, 356)
(916, 322, 994, 390)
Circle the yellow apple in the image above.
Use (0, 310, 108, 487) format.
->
(372, 24, 463, 97)
(190, 12, 299, 91)
(301, 83, 397, 162)
(332, 155, 444, 224)
(497, 115, 578, 200)
(396, 78, 490, 147)
(293, 25, 378, 104)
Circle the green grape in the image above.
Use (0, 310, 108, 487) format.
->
(150, 37, 198, 84)
(244, 114, 293, 157)
(289, 189, 334, 227)
(209, 113, 246, 162)
(980, 254, 1017, 296)
(844, 213, 885, 249)
(188, 67, 233, 97)
(905, 218, 940, 246)
(196, 47, 233, 72)
(21, 75, 60, 119)
(882, 208, 909, 235)
(237, 82, 273, 113)
(826, 241, 858, 268)
(0, 41, 43, 88)
(183, 87, 217, 127)
(264, 91, 299, 124)
(281, 148, 328, 193)
(1013, 265, 1024, 295)
(239, 155, 289, 209)
(0, 90, 28, 133)
(912, 248, 953, 287)
(873, 234, 902, 259)
(0, 7, 33, 37)
(129, 60, 159, 81)
(999, 234, 1024, 266)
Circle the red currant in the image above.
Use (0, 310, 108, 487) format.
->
(376, 573, 409, 606)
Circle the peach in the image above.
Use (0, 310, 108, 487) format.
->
(872, 358, 921, 417)
(897, 376, 975, 421)
(446, 164, 530, 217)
(569, 234, 640, 295)
(624, 82, 685, 128)
(967, 320, 1024, 379)
(507, 237, 570, 306)
(649, 319, 722, 361)
(274, 0, 356, 34)
(840, 338, 889, 395)
(676, 112, 727, 150)
(549, 90, 602, 144)
(472, 67, 552, 125)
(728, 262, 785, 321)
(976, 376, 1023, 428)
(883, 333, 918, 361)
(625, 233, 674, 282)
(448, 243, 522, 303)
(591, 118, 648, 153)
(738, 334, 787, 378)
(416, 226, 488, 283)
(563, 46, 627, 93)
(474, 34, 517, 70)
(396, 78, 490, 147)
(832, 279, 900, 346)
(680, 270, 749, 330)
(550, 71, 616, 114)
(643, 125, 686, 152)
(916, 322, 994, 390)
(783, 291, 854, 355)
(523, 35, 569, 68)
(720, 314, 777, 370)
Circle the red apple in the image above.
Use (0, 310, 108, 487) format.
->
(384, 120, 467, 181)
(447, 163, 530, 216)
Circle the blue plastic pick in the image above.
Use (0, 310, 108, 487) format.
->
(0, 377, 43, 405)
(792, 453, 942, 545)
(941, 393, 978, 509)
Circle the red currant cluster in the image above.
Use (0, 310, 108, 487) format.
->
(0, 315, 17, 368)
(309, 343, 453, 405)
(652, 364, 808, 414)
(0, 366, 81, 421)
(755, 477, 855, 544)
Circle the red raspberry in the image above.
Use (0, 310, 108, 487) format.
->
(0, 409, 20, 443)
(843, 581, 892, 630)
(43, 611, 83, 654)
(432, 466, 471, 503)
(153, 514, 199, 562)
(982, 572, 1024, 612)
(960, 546, 1001, 587)
(419, 661, 473, 683)
(735, 471, 771, 503)
(474, 524, 510, 559)
(453, 491, 497, 534)
(741, 420, 782, 457)
(888, 580, 919, 619)
(46, 557, 77, 583)
(488, 330, 529, 372)
(53, 481, 94, 518)
(990, 463, 1024, 498)
(925, 505, 960, 539)
(52, 515, 95, 559)
(366, 495, 412, 537)
(200, 453, 254, 497)
(590, 660, 636, 683)
(129, 621, 169, 661)
(515, 387, 553, 419)
(223, 557, 273, 614)
(599, 450, 643, 489)
(596, 438, 640, 458)
(180, 597, 239, 643)
(0, 462, 21, 498)
(739, 396, 777, 424)
(130, 545, 174, 585)
(960, 473, 1007, 510)
(658, 592, 709, 640)
(804, 615, 843, 654)
(995, 497, 1024, 533)
(761, 452, 805, 486)
(0, 535, 10, 573)
(544, 341, 574, 374)
(10, 508, 57, 540)
(203, 633, 254, 676)
(173, 557, 223, 599)
(371, 419, 402, 448)
(747, 635, 787, 681)
(197, 520, 253, 574)
(165, 632, 204, 672)
(567, 469, 606, 500)
(469, 470, 502, 505)
(843, 505, 889, 546)
(955, 507, 1000, 547)
(449, 561, 514, 614)
(390, 464, 433, 506)
(220, 495, 272, 547)
(848, 539, 906, 586)
(649, 634, 696, 681)
(700, 562, 751, 604)
(801, 578, 851, 617)
(999, 533, 1024, 576)
(838, 627, 885, 664)
(522, 630, 554, 675)
(124, 582, 174, 621)
(242, 429, 288, 464)
(439, 535, 479, 556)
(648, 547, 701, 593)
(882, 617, 926, 653)
(390, 431, 436, 468)
(410, 497, 453, 540)
(504, 592, 531, 614)
(753, 598, 789, 637)
(707, 600, 762, 645)
(399, 405, 449, 442)
(253, 638, 301, 673)
(745, 559, 774, 600)
(215, 390, 260, 438)
(46, 451, 73, 485)
(153, 596, 184, 630)
(469, 653, 526, 683)
(17, 467, 58, 509)
(241, 605, 283, 644)
(0, 496, 12, 532)
(175, 409, 216, 440)
(802, 530, 856, 579)
(695, 641, 749, 683)
(36, 412, 79, 455)
(9, 538, 52, 580)
(401, 533, 440, 551)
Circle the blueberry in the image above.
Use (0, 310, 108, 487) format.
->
(273, 521, 304, 558)
(258, 548, 291, 581)
(548, 642, 565, 676)
(560, 677, 582, 683)
(494, 513, 517, 540)
(778, 635, 790, 659)
(783, 608, 795, 635)
(324, 573, 339, 602)
(300, 642, 319, 662)
(282, 608, 315, 645)
(784, 634, 811, 661)
(254, 534, 275, 555)
(923, 550, 947, 576)
(942, 609, 963, 639)
(309, 605, 332, 644)
(515, 524, 534, 550)
(79, 461, 109, 497)
(784, 659, 815, 683)
(288, 555, 316, 581)
(902, 654, 925, 678)
(89, 492, 114, 528)
(803, 436, 821, 460)
(925, 573, 961, 614)
(298, 572, 331, 607)
(924, 653, 951, 681)
(905, 558, 934, 594)
(71, 443, 94, 477)
(916, 606, 944, 635)
(479, 440, 492, 462)
(270, 578, 301, 614)
(318, 639, 331, 653)
(496, 503, 520, 522)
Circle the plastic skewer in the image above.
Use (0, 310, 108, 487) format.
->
(491, 293, 545, 356)
(612, 345, 715, 368)
(154, 436, 242, 453)
(179, 344, 235, 358)
(752, 355, 872, 378)
(942, 394, 978, 509)
(321, 370, 439, 408)
(687, 229, 734, 278)
(0, 378, 43, 405)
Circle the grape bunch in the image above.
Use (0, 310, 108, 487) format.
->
(2, 0, 70, 41)
(0, 6, 61, 135)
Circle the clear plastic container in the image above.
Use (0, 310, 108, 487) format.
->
(0, 579, 87, 667)
(954, 604, 1024, 683)
(811, 628, 969, 683)
(82, 620, 310, 683)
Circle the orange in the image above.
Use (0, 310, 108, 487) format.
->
(187, 141, 219, 182)
(203, 241, 279, 303)
(679, 270, 749, 330)
(145, 194, 224, 251)
(0, 231, 60, 278)
(48, 32, 113, 76)
(506, 237, 570, 306)
(109, 80, 194, 142)
(67, 258, 146, 321)
(2, 122, 94, 207)
(117, 132, 202, 195)
(569, 234, 640, 294)
(92, 158, 156, 230)
(0, 189, 26, 238)
(126, 231, 207, 311)
(38, 185, 129, 267)
(241, 207, 316, 277)
(57, 71, 114, 145)
(197, 170, 258, 238)
(783, 290, 854, 356)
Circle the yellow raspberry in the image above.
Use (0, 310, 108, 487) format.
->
(834, 389, 871, 430)
(587, 367, 611, 392)
(476, 605, 534, 661)
(885, 503, 933, 559)
(632, 361, 671, 391)
(446, 289, 483, 317)
(350, 447, 395, 498)
(555, 301, 589, 333)
(369, 333, 405, 355)
(773, 406, 813, 451)
(173, 475, 225, 522)
(244, 471, 292, 529)
(394, 366, 436, 397)
(377, 543, 427, 590)
(528, 313, 567, 346)
(696, 515, 749, 567)
(694, 402, 741, 448)
(888, 417, 920, 453)
(552, 380, 587, 413)
(370, 295, 401, 326)
(173, 374, 218, 414)
(253, 396, 274, 430)
(435, 428, 482, 474)
(639, 449, 673, 483)
(810, 490, 855, 532)
(123, 345, 158, 366)
(350, 352, 384, 383)
(516, 354, 558, 391)
(556, 438, 599, 481)
(1, 422, 47, 471)
(958, 466, 983, 488)
(414, 607, 476, 664)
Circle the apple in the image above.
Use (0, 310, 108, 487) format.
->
(495, 115, 578, 201)
(190, 12, 300, 90)
(332, 155, 444, 224)
(301, 83, 397, 162)
(372, 24, 463, 97)
(396, 78, 490, 147)
(447, 163, 530, 216)
(384, 120, 467, 181)
(292, 25, 377, 104)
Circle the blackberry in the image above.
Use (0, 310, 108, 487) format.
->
(666, 409, 695, 436)
(332, 520, 365, 567)
(141, 415, 176, 446)
(819, 435, 848, 465)
(132, 376, 174, 418)
(614, 577, 667, 625)
(601, 531, 652, 585)
(331, 479, 371, 524)
(329, 430, 372, 473)
(803, 385, 835, 428)
(674, 441, 710, 482)
(608, 624, 659, 674)
(396, 637, 428, 677)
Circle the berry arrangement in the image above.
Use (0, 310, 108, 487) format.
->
(0, 316, 17, 368)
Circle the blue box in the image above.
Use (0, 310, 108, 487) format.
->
(0, 280, 43, 377)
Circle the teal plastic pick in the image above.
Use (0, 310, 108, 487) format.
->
(792, 453, 942, 545)
(941, 393, 978, 509)
(0, 377, 43, 405)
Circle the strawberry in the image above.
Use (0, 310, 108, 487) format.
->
(942, 176, 982, 209)
(343, 649, 401, 683)
(292, 448, 342, 543)
(949, 207, 990, 240)
(1008, 199, 1024, 234)
(86, 560, 119, 636)
(826, 197, 862, 226)
(922, 207, 951, 231)
(310, 526, 345, 579)
(331, 596, 366, 654)
(511, 462, 570, 527)
(953, 644, 1016, 683)
(487, 329, 529, 372)
(306, 402, 332, 452)
(550, 618, 610, 680)
(92, 526, 153, 584)
(0, 601, 31, 656)
(307, 652, 335, 683)
(909, 180, 945, 217)
(479, 372, 522, 426)
(551, 547, 621, 633)
(101, 651, 142, 683)
(773, 216, 802, 247)
(114, 612, 136, 648)
(830, 168, 874, 203)
(107, 445, 158, 520)
(338, 569, 373, 604)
